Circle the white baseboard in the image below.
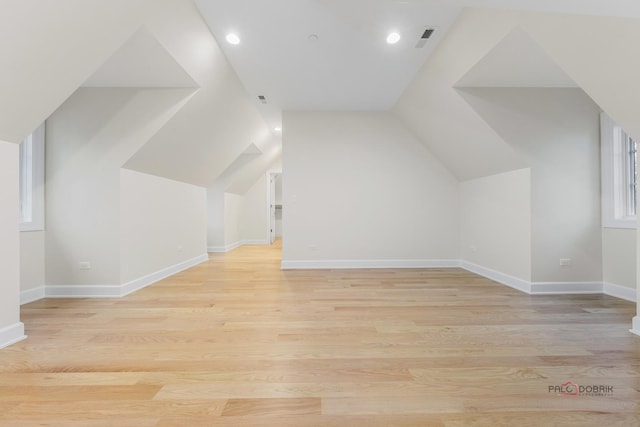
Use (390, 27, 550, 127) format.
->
(208, 242, 241, 253)
(631, 317, 640, 337)
(0, 322, 26, 349)
(604, 282, 637, 302)
(243, 239, 269, 245)
(459, 261, 531, 294)
(457, 261, 638, 302)
(45, 253, 209, 299)
(120, 253, 209, 296)
(208, 240, 269, 253)
(45, 284, 121, 298)
(281, 259, 459, 270)
(530, 281, 603, 295)
(20, 286, 45, 305)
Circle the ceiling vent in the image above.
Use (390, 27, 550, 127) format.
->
(415, 28, 435, 48)
(258, 95, 267, 104)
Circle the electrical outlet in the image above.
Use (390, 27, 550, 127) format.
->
(559, 258, 571, 267)
(79, 261, 91, 270)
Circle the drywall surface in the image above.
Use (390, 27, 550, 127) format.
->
(120, 169, 206, 284)
(283, 111, 459, 262)
(460, 168, 532, 281)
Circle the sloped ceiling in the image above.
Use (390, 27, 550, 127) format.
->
(518, 11, 640, 143)
(0, 0, 152, 143)
(393, 11, 528, 181)
(394, 8, 640, 181)
(0, 0, 277, 193)
(455, 27, 577, 88)
(209, 139, 282, 195)
(225, 144, 282, 195)
(195, 0, 640, 134)
(120, 0, 275, 187)
(82, 28, 198, 88)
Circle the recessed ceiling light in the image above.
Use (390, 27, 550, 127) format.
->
(386, 32, 401, 44)
(226, 33, 240, 45)
(274, 127, 282, 132)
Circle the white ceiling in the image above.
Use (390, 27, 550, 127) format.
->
(195, 0, 640, 131)
(455, 27, 578, 88)
(83, 28, 198, 88)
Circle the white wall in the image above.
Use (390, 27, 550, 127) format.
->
(45, 90, 125, 286)
(206, 188, 225, 249)
(0, 141, 24, 347)
(120, 169, 207, 284)
(223, 193, 242, 247)
(603, 228, 636, 290)
(282, 111, 459, 263)
(46, 88, 194, 287)
(207, 178, 270, 250)
(637, 229, 640, 334)
(394, 7, 640, 324)
(275, 173, 283, 237)
(459, 88, 602, 283)
(241, 174, 268, 243)
(20, 231, 45, 295)
(460, 169, 532, 281)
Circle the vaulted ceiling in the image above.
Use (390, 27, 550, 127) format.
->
(194, 0, 640, 132)
(3, 0, 640, 191)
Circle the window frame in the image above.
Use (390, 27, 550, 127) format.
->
(601, 112, 637, 229)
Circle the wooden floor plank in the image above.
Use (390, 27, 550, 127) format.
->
(0, 239, 638, 426)
(221, 397, 321, 416)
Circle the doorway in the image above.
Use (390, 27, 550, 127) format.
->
(269, 172, 282, 244)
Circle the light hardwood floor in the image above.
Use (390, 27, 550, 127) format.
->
(1, 240, 639, 426)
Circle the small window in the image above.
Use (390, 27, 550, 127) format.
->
(601, 112, 637, 228)
(623, 131, 637, 217)
(19, 122, 45, 231)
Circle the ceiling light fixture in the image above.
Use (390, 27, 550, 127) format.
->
(226, 33, 240, 45)
(274, 127, 282, 132)
(386, 32, 401, 44)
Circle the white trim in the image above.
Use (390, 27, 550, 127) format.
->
(530, 281, 603, 295)
(631, 316, 640, 337)
(208, 242, 242, 253)
(19, 122, 45, 232)
(208, 240, 269, 253)
(46, 284, 122, 298)
(45, 253, 209, 299)
(459, 261, 531, 293)
(604, 282, 637, 302)
(20, 286, 45, 305)
(461, 261, 638, 303)
(281, 259, 639, 305)
(242, 239, 269, 245)
(120, 253, 209, 297)
(601, 112, 637, 229)
(281, 259, 459, 270)
(0, 322, 26, 349)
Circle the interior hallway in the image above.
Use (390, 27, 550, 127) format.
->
(1, 241, 639, 426)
